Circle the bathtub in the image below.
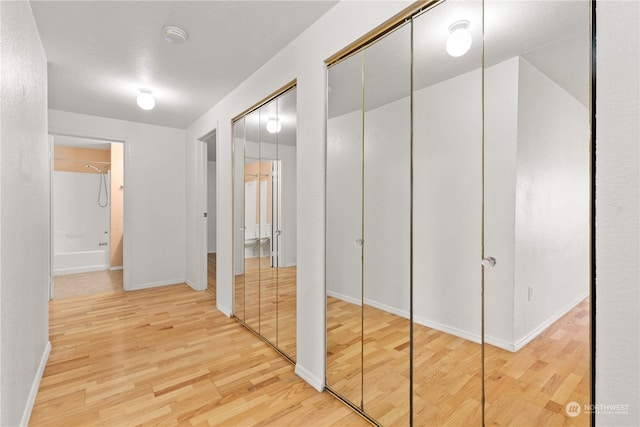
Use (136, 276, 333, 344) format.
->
(54, 249, 110, 276)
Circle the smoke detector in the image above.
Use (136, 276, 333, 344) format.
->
(162, 26, 188, 44)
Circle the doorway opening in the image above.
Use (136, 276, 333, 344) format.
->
(200, 130, 217, 296)
(49, 134, 125, 299)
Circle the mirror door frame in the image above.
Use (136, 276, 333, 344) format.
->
(323, 0, 596, 425)
(231, 79, 298, 363)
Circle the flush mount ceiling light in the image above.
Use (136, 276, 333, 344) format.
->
(162, 25, 188, 44)
(446, 20, 472, 57)
(266, 119, 282, 134)
(136, 88, 155, 110)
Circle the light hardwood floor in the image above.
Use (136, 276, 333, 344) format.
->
(327, 297, 590, 426)
(53, 270, 123, 299)
(31, 283, 366, 426)
(39, 272, 589, 426)
(235, 257, 297, 361)
(484, 298, 591, 427)
(207, 253, 216, 295)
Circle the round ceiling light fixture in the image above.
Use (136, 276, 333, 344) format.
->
(266, 119, 282, 134)
(162, 25, 188, 44)
(446, 20, 472, 57)
(136, 88, 155, 110)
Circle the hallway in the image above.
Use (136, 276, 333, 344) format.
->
(30, 284, 364, 426)
(53, 270, 123, 300)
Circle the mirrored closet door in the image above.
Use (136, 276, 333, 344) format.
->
(326, 24, 412, 425)
(233, 83, 297, 361)
(482, 1, 592, 425)
(412, 1, 484, 425)
(325, 1, 592, 425)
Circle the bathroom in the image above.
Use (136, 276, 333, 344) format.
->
(52, 135, 124, 296)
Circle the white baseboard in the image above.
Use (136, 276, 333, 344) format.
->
(110, 266, 123, 271)
(217, 303, 232, 318)
(207, 250, 216, 254)
(514, 291, 589, 351)
(185, 279, 197, 290)
(413, 315, 482, 344)
(484, 335, 517, 352)
(20, 341, 51, 427)
(329, 290, 481, 344)
(54, 264, 109, 276)
(327, 290, 361, 306)
(124, 278, 185, 291)
(295, 364, 325, 392)
(364, 297, 409, 320)
(329, 289, 588, 353)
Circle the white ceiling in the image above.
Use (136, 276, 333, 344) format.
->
(30, 1, 337, 129)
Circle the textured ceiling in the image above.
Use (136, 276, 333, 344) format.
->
(31, 1, 337, 129)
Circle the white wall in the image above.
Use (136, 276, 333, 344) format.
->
(207, 161, 216, 253)
(327, 67, 483, 341)
(596, 2, 640, 425)
(53, 171, 110, 254)
(233, 130, 244, 276)
(326, 109, 362, 304)
(327, 94, 413, 317)
(483, 57, 519, 347)
(327, 57, 589, 351)
(514, 57, 590, 345)
(48, 109, 186, 291)
(0, 2, 51, 425)
(414, 68, 483, 341)
(279, 145, 297, 268)
(184, 1, 640, 409)
(185, 1, 414, 389)
(364, 97, 411, 318)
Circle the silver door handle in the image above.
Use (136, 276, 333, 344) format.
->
(275, 230, 282, 236)
(239, 227, 246, 231)
(354, 238, 364, 247)
(482, 257, 497, 268)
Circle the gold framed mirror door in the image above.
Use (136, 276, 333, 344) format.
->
(233, 84, 298, 362)
(411, 1, 484, 425)
(326, 23, 413, 425)
(325, 1, 592, 426)
(482, 1, 592, 424)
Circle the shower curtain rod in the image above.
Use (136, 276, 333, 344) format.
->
(54, 158, 111, 165)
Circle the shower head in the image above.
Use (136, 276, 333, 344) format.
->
(85, 164, 102, 173)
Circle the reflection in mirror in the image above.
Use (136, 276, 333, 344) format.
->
(325, 0, 591, 424)
(233, 85, 297, 362)
(276, 89, 297, 360)
(362, 24, 411, 426)
(244, 109, 261, 333)
(233, 119, 246, 322)
(326, 51, 364, 408)
(412, 1, 484, 424)
(259, 100, 278, 346)
(483, 1, 591, 425)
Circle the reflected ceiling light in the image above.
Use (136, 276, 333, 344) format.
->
(162, 25, 188, 44)
(266, 119, 282, 134)
(446, 20, 472, 57)
(136, 88, 155, 110)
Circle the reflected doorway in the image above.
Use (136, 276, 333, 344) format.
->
(201, 130, 217, 296)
